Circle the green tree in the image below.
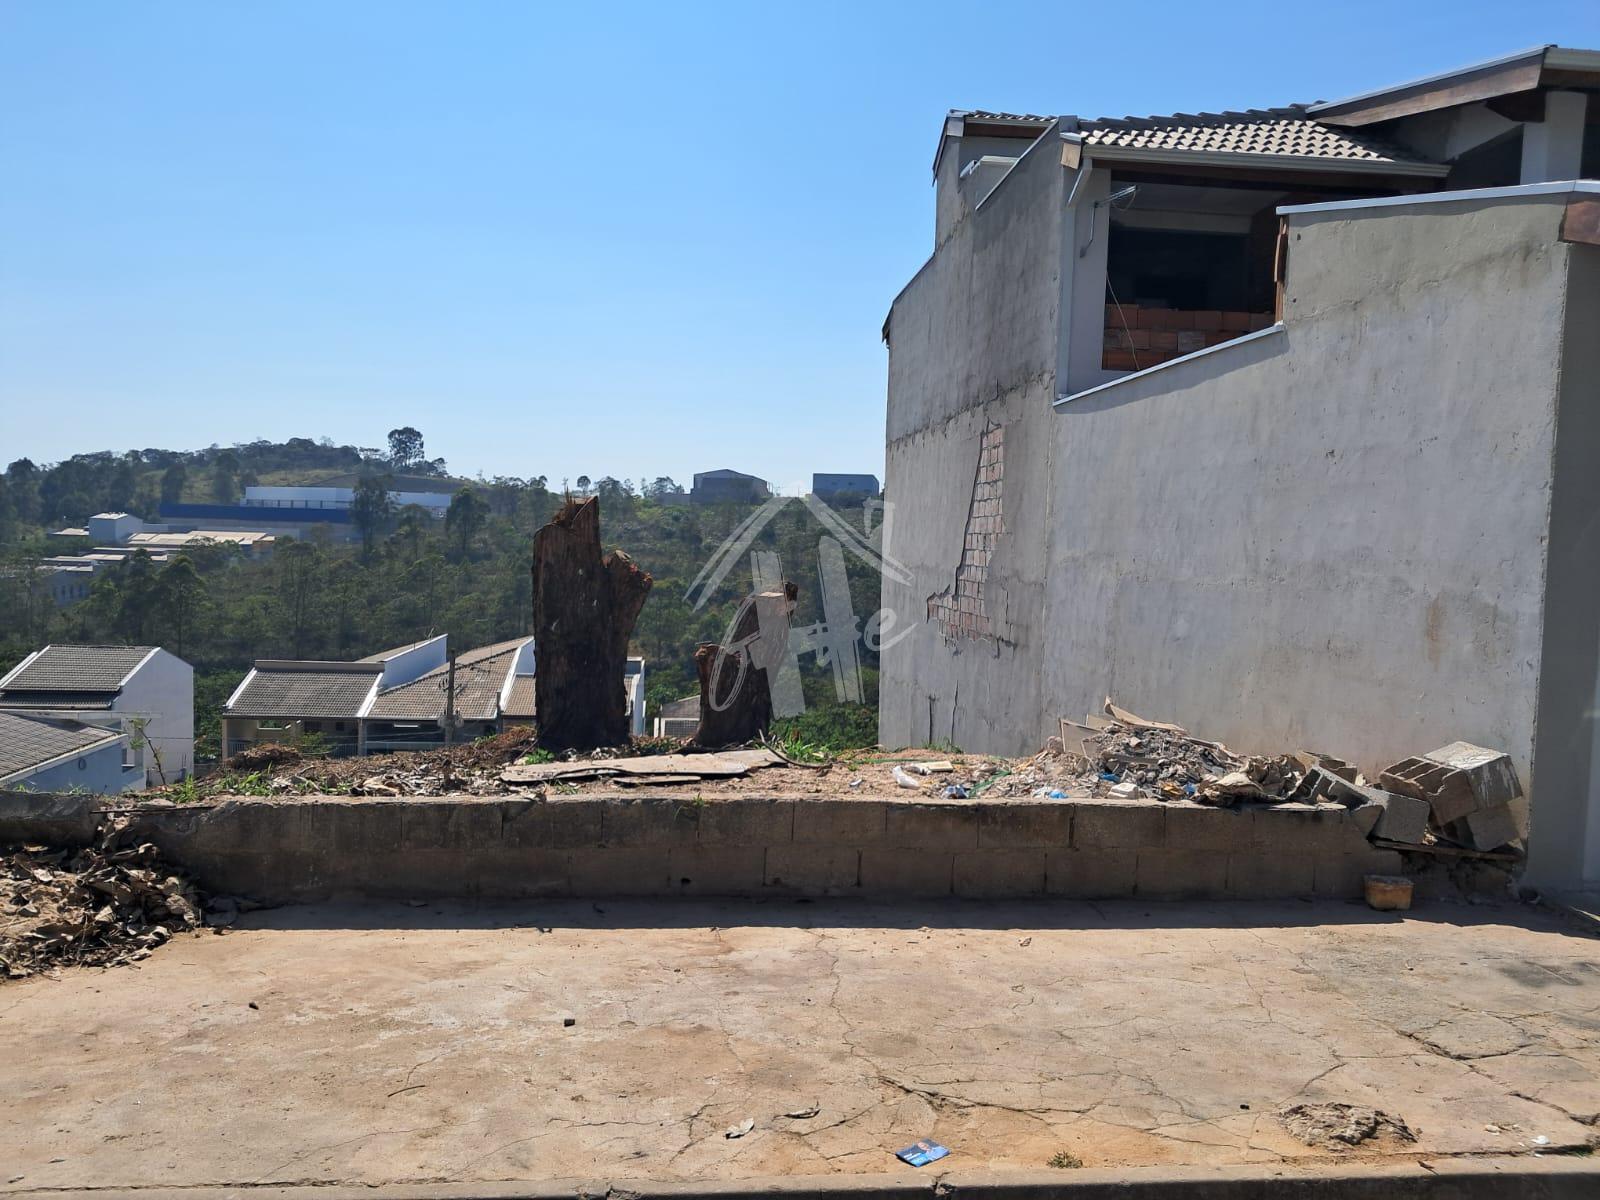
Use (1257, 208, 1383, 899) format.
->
(350, 474, 394, 558)
(387, 427, 425, 470)
(6, 459, 41, 525)
(444, 487, 488, 560)
(394, 504, 431, 559)
(161, 463, 188, 504)
(158, 554, 208, 657)
(273, 540, 323, 657)
(213, 449, 241, 504)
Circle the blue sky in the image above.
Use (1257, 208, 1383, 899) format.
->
(3, 2, 1597, 493)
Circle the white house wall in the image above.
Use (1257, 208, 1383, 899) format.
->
(114, 649, 195, 785)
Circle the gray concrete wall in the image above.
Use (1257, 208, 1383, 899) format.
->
(1043, 194, 1575, 856)
(881, 128, 1065, 755)
(1527, 241, 1600, 887)
(107, 794, 1395, 903)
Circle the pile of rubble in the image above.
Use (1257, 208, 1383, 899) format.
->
(1, 816, 205, 980)
(995, 700, 1524, 856)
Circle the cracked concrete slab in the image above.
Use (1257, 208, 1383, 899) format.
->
(1, 899, 1597, 1192)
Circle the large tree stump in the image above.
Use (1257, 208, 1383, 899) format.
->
(531, 497, 653, 750)
(692, 582, 796, 748)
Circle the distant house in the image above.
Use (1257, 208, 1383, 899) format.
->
(691, 469, 770, 505)
(219, 634, 646, 757)
(812, 473, 881, 500)
(653, 694, 699, 739)
(0, 645, 195, 785)
(0, 711, 146, 794)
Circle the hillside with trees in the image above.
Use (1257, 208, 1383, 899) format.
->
(0, 434, 884, 756)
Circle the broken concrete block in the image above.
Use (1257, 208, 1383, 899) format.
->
(1380, 742, 1522, 828)
(1423, 742, 1522, 806)
(1378, 757, 1481, 826)
(1350, 802, 1383, 837)
(1446, 803, 1520, 852)
(1371, 792, 1430, 845)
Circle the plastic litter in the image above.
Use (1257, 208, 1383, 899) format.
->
(895, 1139, 951, 1167)
(892, 766, 924, 790)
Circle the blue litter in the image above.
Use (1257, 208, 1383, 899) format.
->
(896, 1139, 951, 1167)
(943, 784, 969, 799)
(1047, 789, 1067, 798)
(1099, 772, 1120, 782)
(1184, 782, 1197, 795)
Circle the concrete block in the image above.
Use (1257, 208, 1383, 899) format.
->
(764, 845, 859, 893)
(667, 846, 766, 895)
(884, 803, 979, 850)
(1350, 802, 1384, 837)
(568, 848, 672, 895)
(1424, 741, 1522, 807)
(696, 798, 794, 846)
(598, 797, 700, 847)
(953, 849, 1046, 898)
(1380, 756, 1480, 825)
(977, 803, 1073, 848)
(1447, 802, 1521, 851)
(1226, 854, 1315, 899)
(399, 801, 503, 851)
(1135, 849, 1229, 899)
(501, 798, 602, 848)
(858, 848, 953, 897)
(792, 800, 887, 844)
(224, 799, 316, 856)
(1071, 801, 1165, 850)
(1372, 792, 1430, 845)
(1162, 803, 1252, 852)
(1046, 848, 1137, 898)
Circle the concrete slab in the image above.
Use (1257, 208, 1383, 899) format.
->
(2, 900, 1597, 1193)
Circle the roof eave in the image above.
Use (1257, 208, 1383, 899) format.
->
(1086, 146, 1450, 178)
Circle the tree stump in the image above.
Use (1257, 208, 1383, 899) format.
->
(692, 582, 797, 748)
(531, 497, 653, 750)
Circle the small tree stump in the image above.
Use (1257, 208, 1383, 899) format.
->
(692, 582, 796, 748)
(531, 497, 653, 750)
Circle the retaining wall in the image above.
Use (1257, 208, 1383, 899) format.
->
(0, 791, 1405, 904)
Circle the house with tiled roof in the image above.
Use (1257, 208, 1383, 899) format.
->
(0, 711, 147, 794)
(219, 635, 645, 758)
(0, 644, 194, 785)
(881, 46, 1600, 891)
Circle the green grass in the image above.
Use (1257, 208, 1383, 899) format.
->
(1047, 1150, 1083, 1169)
(767, 703, 878, 762)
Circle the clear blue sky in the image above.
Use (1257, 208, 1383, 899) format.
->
(3, 2, 1597, 493)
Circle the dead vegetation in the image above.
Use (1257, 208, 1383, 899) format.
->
(1, 816, 205, 980)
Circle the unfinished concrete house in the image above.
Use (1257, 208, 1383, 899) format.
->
(880, 45, 1600, 891)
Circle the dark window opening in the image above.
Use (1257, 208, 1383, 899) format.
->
(1102, 217, 1277, 373)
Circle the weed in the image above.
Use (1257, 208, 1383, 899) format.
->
(520, 747, 556, 765)
(1047, 1150, 1083, 1169)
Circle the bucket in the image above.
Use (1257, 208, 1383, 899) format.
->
(1364, 874, 1414, 911)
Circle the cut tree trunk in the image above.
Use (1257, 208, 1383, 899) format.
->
(531, 497, 653, 750)
(692, 582, 796, 748)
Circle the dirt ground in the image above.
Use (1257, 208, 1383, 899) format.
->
(3, 898, 1597, 1191)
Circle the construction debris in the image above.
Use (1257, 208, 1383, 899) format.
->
(1379, 742, 1524, 852)
(1278, 1102, 1415, 1149)
(1, 817, 204, 980)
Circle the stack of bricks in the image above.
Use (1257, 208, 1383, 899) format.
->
(1103, 305, 1274, 372)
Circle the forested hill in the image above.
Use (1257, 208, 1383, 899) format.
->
(0, 433, 884, 751)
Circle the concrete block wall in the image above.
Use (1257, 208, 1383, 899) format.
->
(100, 794, 1399, 904)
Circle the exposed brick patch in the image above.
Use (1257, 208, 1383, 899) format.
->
(928, 421, 1003, 641)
